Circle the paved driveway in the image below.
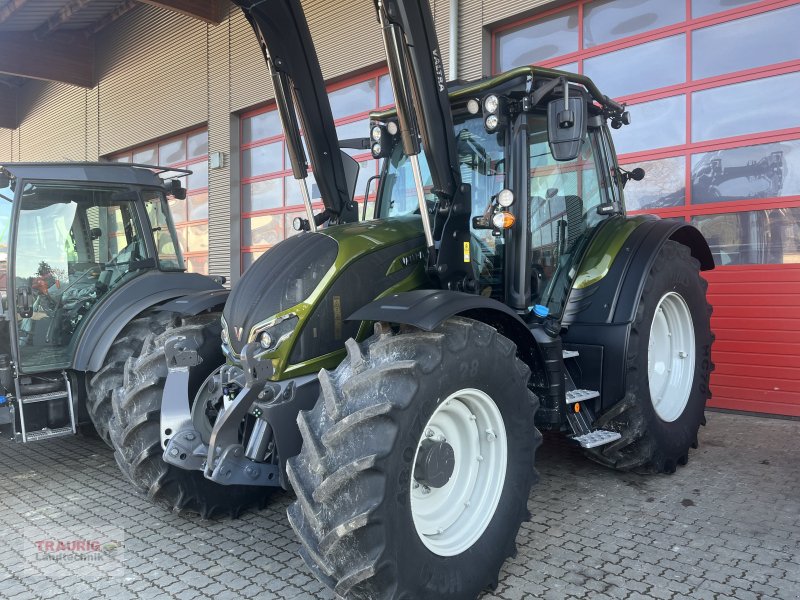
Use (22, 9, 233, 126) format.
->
(1, 411, 798, 600)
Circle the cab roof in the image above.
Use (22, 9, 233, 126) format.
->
(0, 162, 189, 187)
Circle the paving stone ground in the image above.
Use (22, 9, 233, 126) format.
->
(0, 411, 798, 600)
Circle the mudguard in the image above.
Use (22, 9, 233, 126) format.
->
(349, 288, 547, 377)
(156, 288, 229, 317)
(563, 218, 713, 413)
(74, 272, 224, 373)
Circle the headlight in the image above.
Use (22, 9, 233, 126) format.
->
(259, 331, 273, 349)
(497, 189, 514, 207)
(386, 121, 399, 135)
(371, 142, 382, 157)
(485, 114, 499, 131)
(371, 125, 383, 142)
(484, 94, 499, 114)
(466, 98, 480, 115)
(251, 314, 299, 354)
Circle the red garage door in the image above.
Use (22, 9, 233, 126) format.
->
(493, 0, 800, 416)
(705, 264, 800, 416)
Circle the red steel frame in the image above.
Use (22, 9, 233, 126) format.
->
(110, 128, 210, 274)
(492, 0, 800, 415)
(239, 68, 391, 270)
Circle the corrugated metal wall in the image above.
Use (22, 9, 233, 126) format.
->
(229, 6, 272, 113)
(95, 4, 208, 155)
(0, 129, 12, 163)
(208, 5, 235, 280)
(15, 80, 88, 161)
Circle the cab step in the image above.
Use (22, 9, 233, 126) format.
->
(565, 389, 599, 404)
(23, 426, 75, 442)
(20, 390, 69, 404)
(14, 372, 76, 443)
(572, 429, 622, 449)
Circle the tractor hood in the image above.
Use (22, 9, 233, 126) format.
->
(221, 216, 427, 361)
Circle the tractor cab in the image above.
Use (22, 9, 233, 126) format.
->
(371, 66, 629, 321)
(0, 162, 190, 440)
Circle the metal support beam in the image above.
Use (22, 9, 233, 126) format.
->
(35, 0, 93, 40)
(0, 32, 93, 88)
(0, 0, 30, 25)
(137, 0, 223, 24)
(0, 86, 16, 129)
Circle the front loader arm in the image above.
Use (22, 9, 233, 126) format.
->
(233, 0, 358, 225)
(375, 0, 476, 291)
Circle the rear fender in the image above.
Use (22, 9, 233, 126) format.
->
(563, 219, 713, 412)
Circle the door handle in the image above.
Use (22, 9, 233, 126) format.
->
(17, 286, 32, 318)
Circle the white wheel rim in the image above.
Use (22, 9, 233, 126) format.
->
(648, 291, 695, 422)
(410, 388, 507, 556)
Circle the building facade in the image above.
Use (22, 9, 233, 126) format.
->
(1, 0, 798, 416)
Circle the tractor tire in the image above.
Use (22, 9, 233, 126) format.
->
(86, 314, 167, 447)
(109, 312, 271, 518)
(585, 241, 714, 474)
(286, 317, 541, 600)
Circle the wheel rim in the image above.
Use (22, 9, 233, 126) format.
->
(410, 388, 507, 556)
(648, 291, 696, 422)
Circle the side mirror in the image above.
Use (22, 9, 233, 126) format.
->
(164, 179, 186, 200)
(0, 172, 10, 189)
(547, 91, 587, 162)
(619, 166, 646, 188)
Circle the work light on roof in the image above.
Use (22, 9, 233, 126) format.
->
(483, 94, 499, 114)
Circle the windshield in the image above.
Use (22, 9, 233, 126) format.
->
(376, 110, 616, 314)
(379, 114, 506, 300)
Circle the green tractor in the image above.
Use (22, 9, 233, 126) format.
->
(0, 163, 226, 446)
(118, 0, 714, 596)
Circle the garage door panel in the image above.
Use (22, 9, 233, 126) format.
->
(712, 317, 800, 331)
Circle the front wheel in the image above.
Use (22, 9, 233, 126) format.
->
(287, 317, 541, 599)
(109, 312, 271, 518)
(585, 241, 714, 473)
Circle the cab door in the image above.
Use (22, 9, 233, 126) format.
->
(11, 182, 147, 373)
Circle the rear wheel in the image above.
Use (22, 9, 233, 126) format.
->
(109, 312, 271, 518)
(585, 241, 713, 473)
(287, 317, 541, 599)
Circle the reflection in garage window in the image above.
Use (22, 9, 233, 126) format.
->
(691, 139, 800, 204)
(622, 156, 685, 211)
(692, 208, 800, 266)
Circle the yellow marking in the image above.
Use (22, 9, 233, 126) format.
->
(463, 241, 471, 263)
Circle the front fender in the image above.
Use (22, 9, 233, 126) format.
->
(74, 272, 224, 373)
(348, 288, 526, 332)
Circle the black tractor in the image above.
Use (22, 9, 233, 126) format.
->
(0, 163, 227, 453)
